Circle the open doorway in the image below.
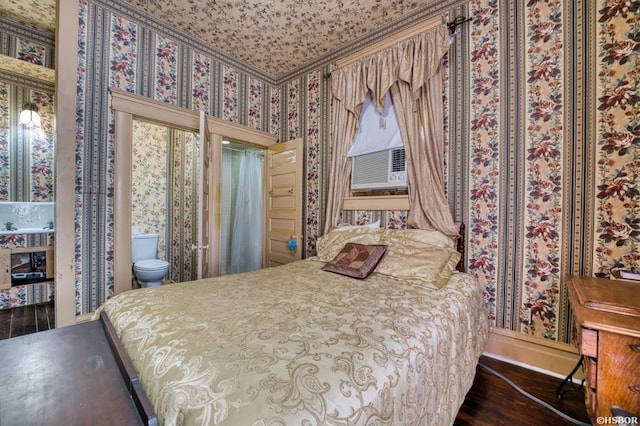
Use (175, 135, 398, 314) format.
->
(131, 119, 200, 284)
(110, 89, 303, 296)
(220, 141, 265, 275)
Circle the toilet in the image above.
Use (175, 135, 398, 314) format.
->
(131, 229, 169, 288)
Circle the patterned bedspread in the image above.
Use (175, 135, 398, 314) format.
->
(96, 259, 489, 426)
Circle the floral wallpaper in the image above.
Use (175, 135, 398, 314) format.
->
(222, 65, 239, 123)
(0, 280, 53, 310)
(75, 0, 89, 315)
(468, 0, 501, 326)
(192, 53, 211, 112)
(109, 15, 137, 92)
(168, 129, 199, 283)
(287, 79, 300, 141)
(155, 35, 179, 104)
(521, 1, 564, 339)
(270, 86, 281, 136)
(131, 120, 168, 260)
(594, 0, 640, 275)
(305, 72, 321, 254)
(16, 39, 46, 67)
(248, 77, 263, 130)
(29, 93, 55, 202)
(340, 210, 408, 230)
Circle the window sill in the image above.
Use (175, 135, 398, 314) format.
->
(342, 195, 409, 211)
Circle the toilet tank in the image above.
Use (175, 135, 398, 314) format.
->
(131, 233, 159, 263)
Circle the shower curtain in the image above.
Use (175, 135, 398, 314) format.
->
(230, 151, 263, 273)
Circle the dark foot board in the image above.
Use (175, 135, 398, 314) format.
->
(100, 311, 158, 426)
(0, 317, 157, 426)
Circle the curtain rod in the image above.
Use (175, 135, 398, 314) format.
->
(446, 16, 472, 35)
(223, 145, 265, 157)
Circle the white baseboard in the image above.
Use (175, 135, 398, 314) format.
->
(483, 327, 583, 381)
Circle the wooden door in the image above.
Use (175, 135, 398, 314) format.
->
(265, 138, 303, 267)
(197, 111, 211, 279)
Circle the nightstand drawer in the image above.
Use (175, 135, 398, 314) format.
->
(597, 332, 640, 417)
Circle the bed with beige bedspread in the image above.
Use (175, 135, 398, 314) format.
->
(96, 228, 489, 425)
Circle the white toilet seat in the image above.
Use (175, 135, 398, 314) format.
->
(134, 259, 169, 270)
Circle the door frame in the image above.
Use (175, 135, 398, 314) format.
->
(197, 111, 211, 280)
(111, 89, 200, 295)
(205, 117, 277, 277)
(110, 89, 277, 293)
(55, 0, 80, 327)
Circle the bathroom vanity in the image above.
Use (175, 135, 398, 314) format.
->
(0, 202, 55, 306)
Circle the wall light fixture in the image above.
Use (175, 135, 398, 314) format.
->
(19, 102, 42, 128)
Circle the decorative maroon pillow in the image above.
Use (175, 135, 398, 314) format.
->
(321, 243, 387, 279)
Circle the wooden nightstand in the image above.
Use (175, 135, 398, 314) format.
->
(566, 275, 640, 420)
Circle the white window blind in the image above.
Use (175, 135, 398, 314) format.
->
(347, 91, 403, 157)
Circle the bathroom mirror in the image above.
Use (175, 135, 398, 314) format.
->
(0, 74, 55, 203)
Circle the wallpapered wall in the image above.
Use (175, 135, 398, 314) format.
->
(2, 0, 638, 346)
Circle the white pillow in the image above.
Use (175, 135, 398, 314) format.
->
(332, 219, 380, 231)
(315, 227, 384, 261)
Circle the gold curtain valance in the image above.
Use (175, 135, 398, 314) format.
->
(331, 24, 450, 115)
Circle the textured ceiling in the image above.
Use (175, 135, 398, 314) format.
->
(0, 0, 436, 79)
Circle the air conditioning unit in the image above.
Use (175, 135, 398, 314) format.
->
(351, 147, 407, 192)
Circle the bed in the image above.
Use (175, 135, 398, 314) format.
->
(95, 226, 489, 425)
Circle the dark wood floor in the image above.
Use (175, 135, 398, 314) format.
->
(456, 355, 590, 425)
(0, 301, 55, 340)
(0, 305, 589, 425)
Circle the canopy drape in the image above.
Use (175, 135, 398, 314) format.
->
(324, 24, 458, 236)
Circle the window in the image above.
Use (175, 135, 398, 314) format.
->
(348, 91, 403, 157)
(349, 91, 407, 193)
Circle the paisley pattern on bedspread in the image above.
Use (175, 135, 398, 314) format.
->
(96, 260, 488, 426)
